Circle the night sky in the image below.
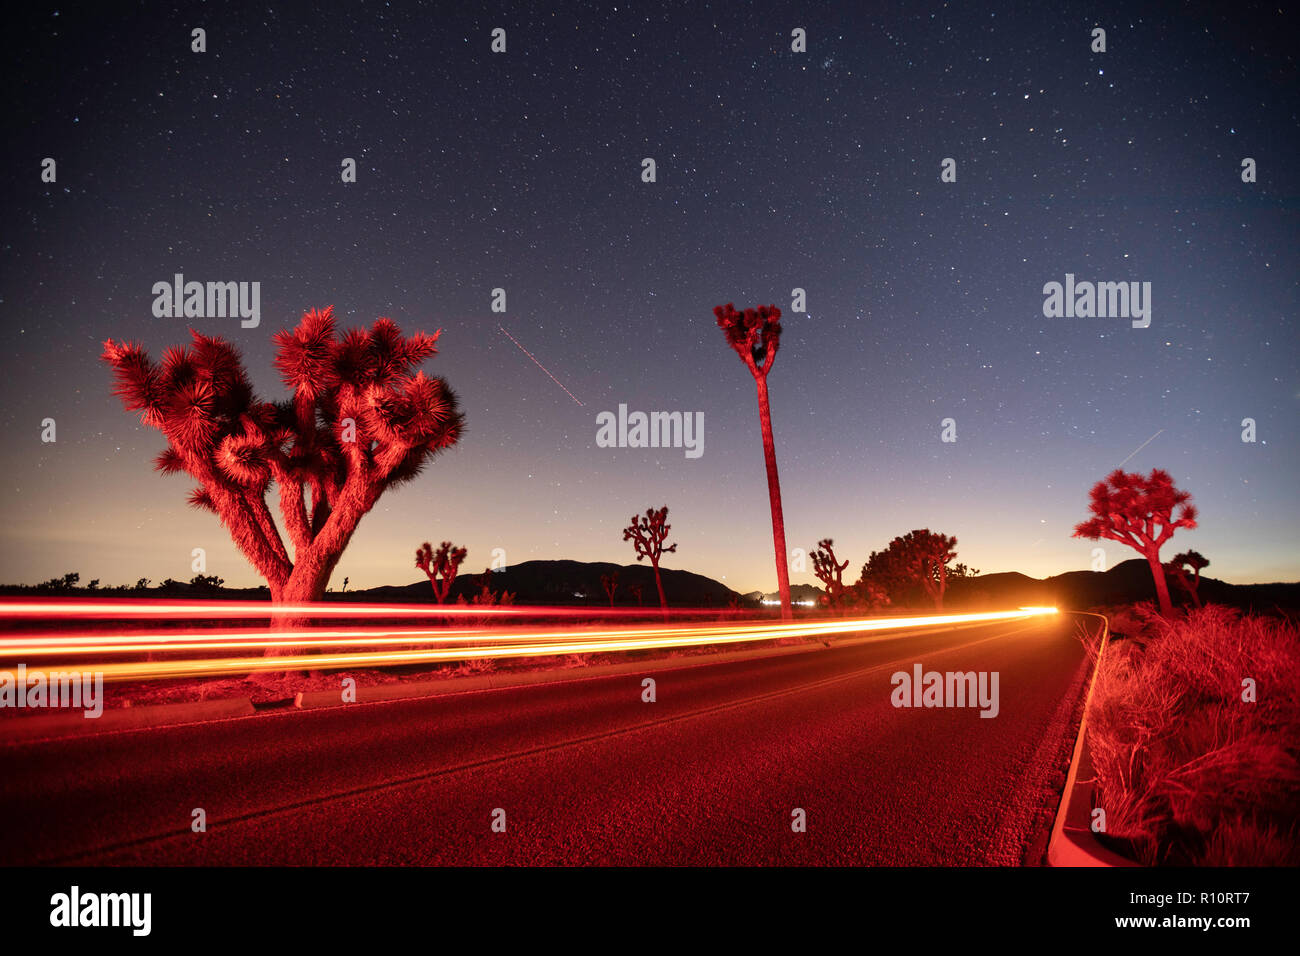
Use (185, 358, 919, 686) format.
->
(3, 1, 1296, 593)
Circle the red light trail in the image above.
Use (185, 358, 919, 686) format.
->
(0, 602, 1058, 682)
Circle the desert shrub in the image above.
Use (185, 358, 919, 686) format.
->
(1087, 604, 1300, 865)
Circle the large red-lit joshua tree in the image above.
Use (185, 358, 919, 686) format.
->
(713, 302, 791, 621)
(1073, 468, 1197, 617)
(102, 307, 464, 621)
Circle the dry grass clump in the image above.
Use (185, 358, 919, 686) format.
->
(1087, 603, 1300, 865)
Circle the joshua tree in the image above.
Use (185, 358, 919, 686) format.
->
(1166, 550, 1210, 607)
(628, 582, 644, 606)
(341, 576, 349, 593)
(102, 308, 464, 626)
(860, 529, 959, 609)
(713, 302, 791, 621)
(416, 541, 468, 603)
(897, 529, 959, 609)
(811, 538, 850, 608)
(600, 570, 620, 606)
(860, 544, 912, 606)
(1073, 468, 1197, 617)
(623, 506, 677, 610)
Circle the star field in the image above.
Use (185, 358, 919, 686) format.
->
(2, 1, 1296, 591)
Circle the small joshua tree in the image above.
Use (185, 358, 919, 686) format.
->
(459, 567, 516, 608)
(623, 506, 677, 610)
(416, 540, 468, 603)
(713, 302, 792, 621)
(1073, 468, 1197, 617)
(1166, 550, 1210, 607)
(811, 538, 850, 609)
(600, 570, 620, 607)
(628, 582, 644, 606)
(102, 307, 464, 626)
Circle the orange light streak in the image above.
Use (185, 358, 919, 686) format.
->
(0, 607, 1059, 682)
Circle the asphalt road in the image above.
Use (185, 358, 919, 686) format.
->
(0, 614, 1092, 865)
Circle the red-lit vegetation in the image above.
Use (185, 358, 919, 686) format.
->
(1166, 550, 1210, 608)
(1073, 469, 1197, 617)
(1087, 604, 1300, 865)
(416, 541, 468, 603)
(851, 529, 972, 610)
(622, 506, 677, 610)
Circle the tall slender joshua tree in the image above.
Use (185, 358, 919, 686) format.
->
(713, 302, 792, 621)
(102, 307, 464, 632)
(1073, 468, 1197, 617)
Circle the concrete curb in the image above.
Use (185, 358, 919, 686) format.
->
(1047, 612, 1139, 867)
(0, 697, 256, 745)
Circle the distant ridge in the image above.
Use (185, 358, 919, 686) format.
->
(365, 559, 741, 607)
(4, 558, 1296, 611)
(944, 559, 1300, 612)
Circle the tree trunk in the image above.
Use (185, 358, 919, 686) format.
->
(754, 376, 792, 621)
(266, 560, 333, 656)
(1145, 551, 1174, 617)
(651, 558, 667, 611)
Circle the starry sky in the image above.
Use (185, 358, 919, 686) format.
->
(2, 1, 1297, 593)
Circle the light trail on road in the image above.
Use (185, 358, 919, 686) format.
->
(0, 606, 1058, 681)
(0, 600, 709, 620)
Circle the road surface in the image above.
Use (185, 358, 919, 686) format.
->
(0, 614, 1092, 865)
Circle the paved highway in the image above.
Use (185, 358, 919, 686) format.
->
(0, 614, 1092, 865)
